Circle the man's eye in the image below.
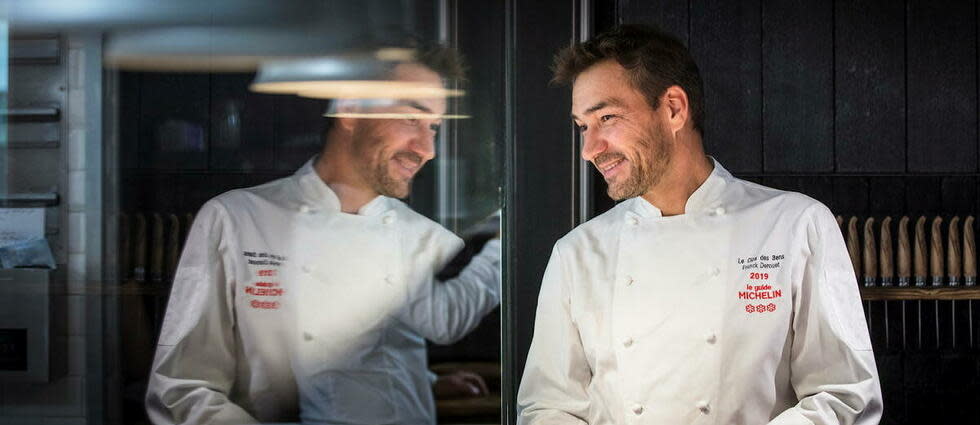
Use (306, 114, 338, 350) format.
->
(429, 123, 440, 132)
(576, 124, 588, 133)
(600, 114, 616, 122)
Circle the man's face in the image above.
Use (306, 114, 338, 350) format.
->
(571, 60, 672, 200)
(349, 63, 447, 199)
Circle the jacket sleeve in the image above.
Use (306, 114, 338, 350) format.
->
(145, 200, 257, 425)
(397, 238, 502, 345)
(768, 204, 883, 425)
(516, 246, 590, 425)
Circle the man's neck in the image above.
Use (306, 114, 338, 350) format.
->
(314, 146, 379, 214)
(640, 150, 713, 217)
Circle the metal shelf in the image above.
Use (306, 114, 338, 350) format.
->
(1, 107, 60, 121)
(0, 193, 60, 208)
(861, 286, 980, 300)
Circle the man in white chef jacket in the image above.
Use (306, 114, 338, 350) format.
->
(146, 45, 501, 425)
(517, 24, 882, 424)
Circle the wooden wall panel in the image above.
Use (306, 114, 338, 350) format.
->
(761, 0, 834, 172)
(689, 0, 763, 173)
(834, 0, 906, 172)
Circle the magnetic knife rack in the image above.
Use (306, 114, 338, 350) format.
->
(837, 215, 980, 300)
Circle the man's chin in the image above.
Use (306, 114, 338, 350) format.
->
(606, 182, 643, 201)
(379, 180, 412, 199)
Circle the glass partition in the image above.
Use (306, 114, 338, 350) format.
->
(0, 1, 505, 424)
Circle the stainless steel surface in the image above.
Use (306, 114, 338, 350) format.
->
(0, 269, 66, 383)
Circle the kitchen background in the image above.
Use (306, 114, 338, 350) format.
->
(0, 0, 976, 424)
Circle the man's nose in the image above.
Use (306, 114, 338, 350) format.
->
(413, 128, 437, 161)
(580, 130, 607, 161)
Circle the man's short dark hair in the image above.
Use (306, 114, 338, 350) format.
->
(412, 41, 466, 83)
(552, 24, 704, 133)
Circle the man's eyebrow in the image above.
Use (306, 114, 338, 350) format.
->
(571, 98, 624, 120)
(400, 100, 433, 114)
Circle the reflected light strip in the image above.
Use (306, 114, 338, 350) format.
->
(263, 82, 463, 99)
(323, 112, 470, 119)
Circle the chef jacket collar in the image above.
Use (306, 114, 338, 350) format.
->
(293, 157, 394, 217)
(632, 156, 732, 218)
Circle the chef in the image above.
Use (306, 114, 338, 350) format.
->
(517, 24, 882, 424)
(146, 45, 501, 425)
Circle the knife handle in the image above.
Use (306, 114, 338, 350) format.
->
(965, 216, 976, 286)
(913, 216, 928, 287)
(846, 216, 862, 282)
(897, 216, 911, 286)
(930, 216, 944, 286)
(863, 217, 877, 287)
(947, 216, 961, 286)
(879, 216, 894, 286)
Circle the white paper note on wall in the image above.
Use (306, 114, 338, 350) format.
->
(0, 208, 45, 247)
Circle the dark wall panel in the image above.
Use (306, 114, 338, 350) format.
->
(869, 177, 906, 216)
(941, 176, 977, 214)
(273, 96, 329, 172)
(834, 0, 906, 172)
(119, 72, 141, 171)
(761, 0, 834, 172)
(763, 176, 834, 208)
(209, 74, 276, 172)
(689, 0, 763, 173)
(907, 0, 978, 172)
(138, 73, 210, 171)
(833, 177, 870, 215)
(905, 177, 943, 217)
(617, 0, 688, 45)
(507, 0, 577, 405)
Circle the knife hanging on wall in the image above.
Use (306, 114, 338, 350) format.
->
(880, 216, 894, 287)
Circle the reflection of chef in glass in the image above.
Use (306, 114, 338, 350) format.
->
(145, 45, 500, 425)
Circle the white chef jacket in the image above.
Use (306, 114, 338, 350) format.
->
(146, 159, 501, 425)
(517, 159, 882, 425)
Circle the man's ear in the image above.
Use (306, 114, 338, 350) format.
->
(333, 100, 359, 132)
(335, 116, 357, 132)
(662, 85, 690, 135)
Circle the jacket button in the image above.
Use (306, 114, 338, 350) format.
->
(625, 275, 634, 286)
(383, 215, 396, 224)
(627, 216, 639, 226)
(301, 264, 313, 274)
(631, 404, 644, 415)
(623, 337, 634, 348)
(385, 275, 394, 285)
(706, 333, 717, 344)
(714, 207, 726, 216)
(710, 267, 720, 277)
(696, 400, 710, 414)
(299, 204, 311, 213)
(303, 332, 314, 341)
